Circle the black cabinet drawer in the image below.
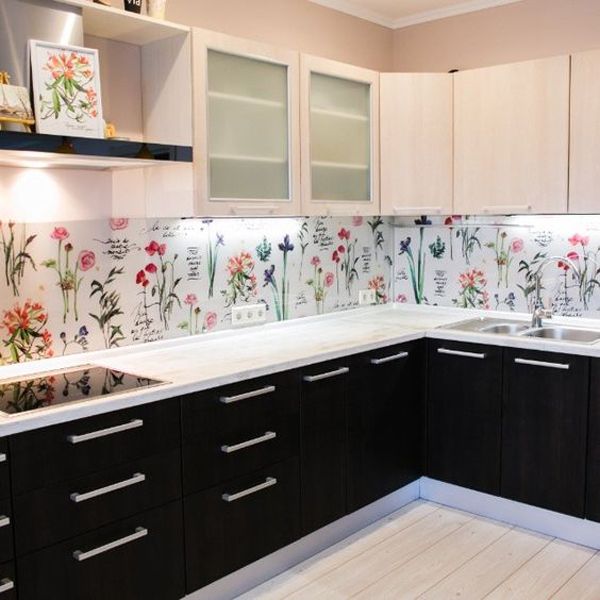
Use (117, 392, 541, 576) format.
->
(14, 449, 181, 556)
(300, 358, 349, 536)
(0, 499, 13, 565)
(0, 440, 10, 501)
(10, 398, 180, 495)
(348, 341, 424, 512)
(502, 349, 589, 518)
(17, 501, 184, 600)
(182, 371, 300, 494)
(0, 562, 16, 600)
(428, 340, 502, 495)
(587, 360, 600, 522)
(184, 458, 300, 593)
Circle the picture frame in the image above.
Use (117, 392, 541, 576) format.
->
(0, 72, 35, 130)
(29, 39, 104, 139)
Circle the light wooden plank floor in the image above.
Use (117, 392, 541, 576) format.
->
(239, 501, 600, 600)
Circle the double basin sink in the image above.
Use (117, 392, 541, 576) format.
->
(442, 317, 600, 344)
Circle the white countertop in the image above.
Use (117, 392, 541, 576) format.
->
(2, 304, 600, 435)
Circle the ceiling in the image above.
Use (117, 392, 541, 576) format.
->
(308, 0, 525, 28)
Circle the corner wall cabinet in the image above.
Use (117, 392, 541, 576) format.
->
(454, 55, 570, 215)
(380, 73, 453, 217)
(300, 55, 380, 216)
(192, 28, 301, 216)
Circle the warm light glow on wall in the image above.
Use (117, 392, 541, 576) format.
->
(6, 169, 60, 222)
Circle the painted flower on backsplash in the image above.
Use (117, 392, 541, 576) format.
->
(60, 325, 89, 355)
(352, 216, 364, 227)
(495, 292, 517, 311)
(278, 235, 294, 319)
(204, 311, 217, 332)
(485, 231, 524, 287)
(428, 236, 446, 259)
(454, 269, 490, 310)
(367, 216, 385, 259)
(141, 241, 181, 330)
(204, 220, 225, 299)
(43, 227, 95, 322)
(297, 220, 310, 281)
(0, 300, 53, 364)
(1, 221, 37, 296)
(178, 293, 201, 336)
(338, 228, 359, 295)
(566, 233, 600, 310)
(398, 231, 426, 304)
(109, 218, 129, 231)
(396, 294, 408, 304)
(255, 237, 272, 262)
(457, 227, 481, 265)
(306, 256, 334, 314)
(223, 251, 258, 307)
(89, 266, 125, 349)
(368, 275, 388, 305)
(517, 251, 548, 310)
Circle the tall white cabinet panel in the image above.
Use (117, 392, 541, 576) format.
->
(193, 29, 301, 216)
(380, 73, 453, 216)
(454, 55, 570, 215)
(570, 49, 600, 213)
(301, 55, 380, 216)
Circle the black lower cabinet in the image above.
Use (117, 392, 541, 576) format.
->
(184, 458, 300, 593)
(300, 359, 350, 535)
(347, 341, 424, 512)
(587, 359, 600, 522)
(428, 340, 502, 494)
(0, 562, 16, 600)
(502, 349, 589, 518)
(17, 501, 185, 600)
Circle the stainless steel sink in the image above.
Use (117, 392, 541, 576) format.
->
(479, 323, 530, 335)
(521, 327, 600, 343)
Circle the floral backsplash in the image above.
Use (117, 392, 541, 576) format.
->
(0, 216, 392, 365)
(394, 215, 600, 317)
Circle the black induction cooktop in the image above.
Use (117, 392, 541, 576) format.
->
(0, 365, 167, 415)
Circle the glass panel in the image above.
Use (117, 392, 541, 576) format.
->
(207, 50, 290, 200)
(310, 72, 371, 202)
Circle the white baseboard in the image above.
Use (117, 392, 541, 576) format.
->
(420, 477, 600, 550)
(184, 480, 420, 600)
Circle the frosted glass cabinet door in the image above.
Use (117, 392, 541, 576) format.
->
(193, 29, 301, 216)
(301, 55, 380, 216)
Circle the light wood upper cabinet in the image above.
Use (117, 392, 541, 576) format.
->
(300, 55, 380, 216)
(454, 55, 570, 215)
(192, 28, 301, 216)
(570, 49, 600, 214)
(380, 73, 453, 216)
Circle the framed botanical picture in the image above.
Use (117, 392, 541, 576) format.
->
(29, 40, 104, 139)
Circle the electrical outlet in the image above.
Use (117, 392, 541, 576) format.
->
(359, 289, 376, 305)
(231, 303, 267, 327)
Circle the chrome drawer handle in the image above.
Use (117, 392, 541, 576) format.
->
(73, 526, 148, 562)
(0, 579, 14, 594)
(371, 351, 409, 365)
(222, 477, 277, 502)
(221, 431, 277, 454)
(70, 473, 146, 503)
(514, 357, 570, 370)
(220, 385, 276, 404)
(303, 367, 349, 383)
(67, 419, 144, 444)
(0, 454, 7, 463)
(0, 516, 10, 529)
(437, 348, 486, 360)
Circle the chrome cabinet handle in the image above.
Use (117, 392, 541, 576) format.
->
(481, 204, 532, 214)
(220, 385, 276, 404)
(73, 526, 148, 562)
(67, 419, 144, 444)
(437, 348, 486, 360)
(222, 477, 277, 502)
(70, 473, 146, 503)
(370, 351, 409, 365)
(221, 431, 277, 454)
(0, 579, 14, 594)
(514, 357, 570, 370)
(303, 367, 350, 383)
(393, 206, 443, 215)
(0, 516, 10, 529)
(0, 454, 7, 463)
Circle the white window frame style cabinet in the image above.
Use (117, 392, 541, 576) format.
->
(192, 28, 301, 217)
(300, 54, 380, 217)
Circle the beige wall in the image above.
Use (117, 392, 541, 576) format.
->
(393, 0, 600, 73)
(166, 0, 393, 71)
